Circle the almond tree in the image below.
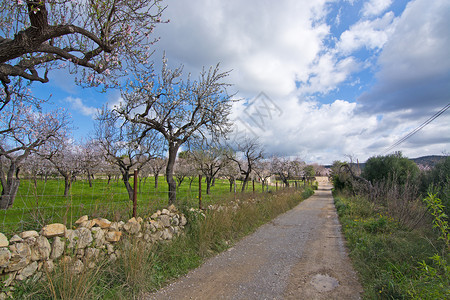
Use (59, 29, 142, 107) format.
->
(148, 157, 166, 190)
(22, 152, 55, 188)
(95, 108, 165, 201)
(39, 138, 84, 197)
(79, 139, 103, 187)
(227, 138, 264, 192)
(220, 160, 240, 193)
(115, 57, 233, 204)
(253, 160, 273, 192)
(174, 157, 193, 188)
(98, 159, 120, 185)
(0, 0, 166, 111)
(0, 100, 68, 208)
(274, 156, 305, 187)
(188, 144, 230, 195)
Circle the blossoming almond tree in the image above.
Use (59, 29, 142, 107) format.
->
(38, 137, 84, 197)
(187, 143, 231, 195)
(227, 138, 264, 192)
(95, 108, 166, 201)
(115, 57, 234, 204)
(0, 0, 166, 110)
(0, 100, 69, 208)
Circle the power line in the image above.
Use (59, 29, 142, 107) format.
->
(383, 102, 450, 154)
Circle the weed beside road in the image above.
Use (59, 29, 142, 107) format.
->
(334, 193, 449, 299)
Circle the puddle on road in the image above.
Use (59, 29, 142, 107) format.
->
(310, 274, 339, 292)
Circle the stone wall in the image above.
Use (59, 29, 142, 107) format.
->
(0, 204, 187, 298)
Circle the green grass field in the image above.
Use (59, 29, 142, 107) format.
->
(1, 175, 286, 235)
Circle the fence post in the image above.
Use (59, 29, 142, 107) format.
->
(133, 169, 138, 218)
(198, 175, 202, 210)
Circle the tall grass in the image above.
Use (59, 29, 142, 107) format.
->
(13, 258, 108, 299)
(334, 193, 449, 299)
(15, 186, 314, 299)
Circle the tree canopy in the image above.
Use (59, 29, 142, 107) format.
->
(115, 57, 234, 204)
(0, 0, 165, 110)
(362, 152, 420, 185)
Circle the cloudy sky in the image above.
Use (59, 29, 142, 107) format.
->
(41, 0, 450, 164)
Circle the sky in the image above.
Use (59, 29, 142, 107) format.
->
(35, 0, 450, 165)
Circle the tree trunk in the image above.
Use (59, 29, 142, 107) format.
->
(189, 177, 195, 192)
(176, 176, 184, 188)
(87, 170, 93, 187)
(166, 144, 180, 205)
(63, 173, 72, 197)
(0, 179, 20, 209)
(241, 173, 250, 192)
(139, 177, 142, 194)
(0, 162, 20, 209)
(229, 179, 233, 192)
(122, 171, 134, 201)
(206, 176, 212, 195)
(281, 176, 290, 187)
(154, 173, 159, 189)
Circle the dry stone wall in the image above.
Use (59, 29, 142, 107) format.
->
(0, 204, 187, 298)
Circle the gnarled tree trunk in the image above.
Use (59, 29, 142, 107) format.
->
(166, 143, 180, 205)
(0, 161, 21, 209)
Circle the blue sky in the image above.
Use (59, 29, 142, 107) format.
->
(34, 0, 449, 164)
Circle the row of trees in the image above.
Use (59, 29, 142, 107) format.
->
(1, 131, 322, 207)
(0, 1, 324, 209)
(1, 0, 168, 208)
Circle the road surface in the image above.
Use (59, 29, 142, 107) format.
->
(143, 179, 362, 299)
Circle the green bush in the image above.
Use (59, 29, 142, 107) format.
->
(362, 152, 420, 185)
(420, 156, 450, 217)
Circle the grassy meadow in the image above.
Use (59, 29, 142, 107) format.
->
(1, 175, 288, 235)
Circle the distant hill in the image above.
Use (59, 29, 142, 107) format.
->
(411, 155, 447, 167)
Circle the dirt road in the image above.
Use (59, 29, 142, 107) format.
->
(143, 180, 363, 299)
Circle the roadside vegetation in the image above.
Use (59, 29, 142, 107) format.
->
(13, 184, 314, 299)
(332, 153, 449, 299)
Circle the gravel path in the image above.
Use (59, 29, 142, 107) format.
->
(142, 180, 362, 299)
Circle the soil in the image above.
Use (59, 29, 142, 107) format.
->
(142, 179, 363, 299)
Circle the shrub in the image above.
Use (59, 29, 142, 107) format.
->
(362, 152, 420, 185)
(334, 193, 441, 299)
(420, 156, 450, 217)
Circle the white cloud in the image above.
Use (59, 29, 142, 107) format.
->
(65, 97, 97, 117)
(154, 0, 331, 98)
(230, 95, 385, 163)
(358, 0, 450, 114)
(361, 0, 392, 17)
(148, 0, 450, 163)
(299, 54, 360, 95)
(337, 11, 396, 55)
